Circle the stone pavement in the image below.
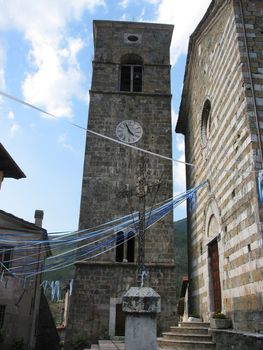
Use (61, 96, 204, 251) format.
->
(87, 340, 125, 350)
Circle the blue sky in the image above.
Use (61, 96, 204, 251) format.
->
(0, 0, 211, 232)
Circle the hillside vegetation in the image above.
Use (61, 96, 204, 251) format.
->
(173, 218, 188, 298)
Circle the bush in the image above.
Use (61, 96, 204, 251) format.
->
(71, 335, 88, 350)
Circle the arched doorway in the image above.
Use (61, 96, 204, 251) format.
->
(207, 215, 222, 313)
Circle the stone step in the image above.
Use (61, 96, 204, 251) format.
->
(157, 338, 216, 350)
(91, 345, 100, 350)
(162, 332, 212, 342)
(179, 322, 210, 328)
(98, 340, 125, 350)
(170, 326, 209, 335)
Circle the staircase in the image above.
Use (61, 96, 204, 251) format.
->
(86, 322, 215, 350)
(157, 321, 216, 350)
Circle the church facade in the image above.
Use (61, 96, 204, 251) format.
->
(177, 0, 263, 332)
(65, 20, 176, 347)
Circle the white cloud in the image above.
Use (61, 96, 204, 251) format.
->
(22, 36, 85, 117)
(10, 123, 20, 136)
(0, 0, 105, 118)
(155, 0, 211, 64)
(8, 111, 14, 120)
(121, 13, 128, 21)
(85, 90, 90, 106)
(58, 133, 73, 151)
(172, 107, 186, 193)
(173, 146, 186, 216)
(176, 134, 185, 153)
(119, 0, 129, 8)
(0, 1, 106, 32)
(138, 7, 146, 22)
(0, 45, 6, 104)
(171, 109, 178, 133)
(173, 137, 185, 191)
(145, 0, 160, 4)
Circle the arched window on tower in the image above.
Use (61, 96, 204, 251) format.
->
(120, 54, 143, 92)
(126, 230, 135, 263)
(116, 231, 124, 262)
(115, 230, 135, 262)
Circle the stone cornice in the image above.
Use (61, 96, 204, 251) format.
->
(89, 90, 172, 98)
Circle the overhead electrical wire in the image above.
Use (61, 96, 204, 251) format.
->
(1, 90, 259, 176)
(0, 90, 194, 167)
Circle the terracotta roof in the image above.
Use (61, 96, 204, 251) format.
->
(0, 143, 26, 179)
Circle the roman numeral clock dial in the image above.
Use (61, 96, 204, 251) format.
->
(116, 120, 143, 144)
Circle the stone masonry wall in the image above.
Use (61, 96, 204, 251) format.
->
(80, 92, 174, 263)
(79, 21, 175, 264)
(177, 0, 263, 331)
(211, 329, 263, 350)
(65, 262, 176, 347)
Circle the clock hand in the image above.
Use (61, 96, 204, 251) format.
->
(125, 123, 135, 136)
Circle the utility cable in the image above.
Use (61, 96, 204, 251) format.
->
(0, 90, 194, 167)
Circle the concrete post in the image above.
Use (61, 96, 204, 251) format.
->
(122, 287, 161, 350)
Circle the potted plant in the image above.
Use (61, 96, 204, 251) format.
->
(210, 312, 231, 329)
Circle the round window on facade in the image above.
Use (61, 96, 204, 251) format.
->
(201, 99, 211, 146)
(127, 35, 139, 42)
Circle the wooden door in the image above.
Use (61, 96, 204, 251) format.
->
(209, 240, 221, 312)
(115, 303, 125, 336)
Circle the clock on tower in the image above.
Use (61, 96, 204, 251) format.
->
(65, 20, 176, 347)
(116, 120, 143, 144)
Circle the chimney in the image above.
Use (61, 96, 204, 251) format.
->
(34, 210, 44, 227)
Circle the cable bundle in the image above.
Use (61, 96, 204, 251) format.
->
(0, 180, 208, 281)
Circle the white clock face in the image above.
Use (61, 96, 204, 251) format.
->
(116, 120, 143, 144)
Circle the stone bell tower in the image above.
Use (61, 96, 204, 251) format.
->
(65, 20, 176, 347)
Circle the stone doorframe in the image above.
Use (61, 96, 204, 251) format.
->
(203, 198, 224, 318)
(109, 297, 123, 337)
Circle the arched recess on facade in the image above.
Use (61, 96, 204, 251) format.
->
(119, 54, 143, 92)
(204, 197, 223, 314)
(204, 197, 221, 240)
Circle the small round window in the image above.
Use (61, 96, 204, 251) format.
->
(201, 99, 211, 146)
(127, 35, 139, 42)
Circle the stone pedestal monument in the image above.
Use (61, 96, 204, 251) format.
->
(123, 287, 161, 350)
